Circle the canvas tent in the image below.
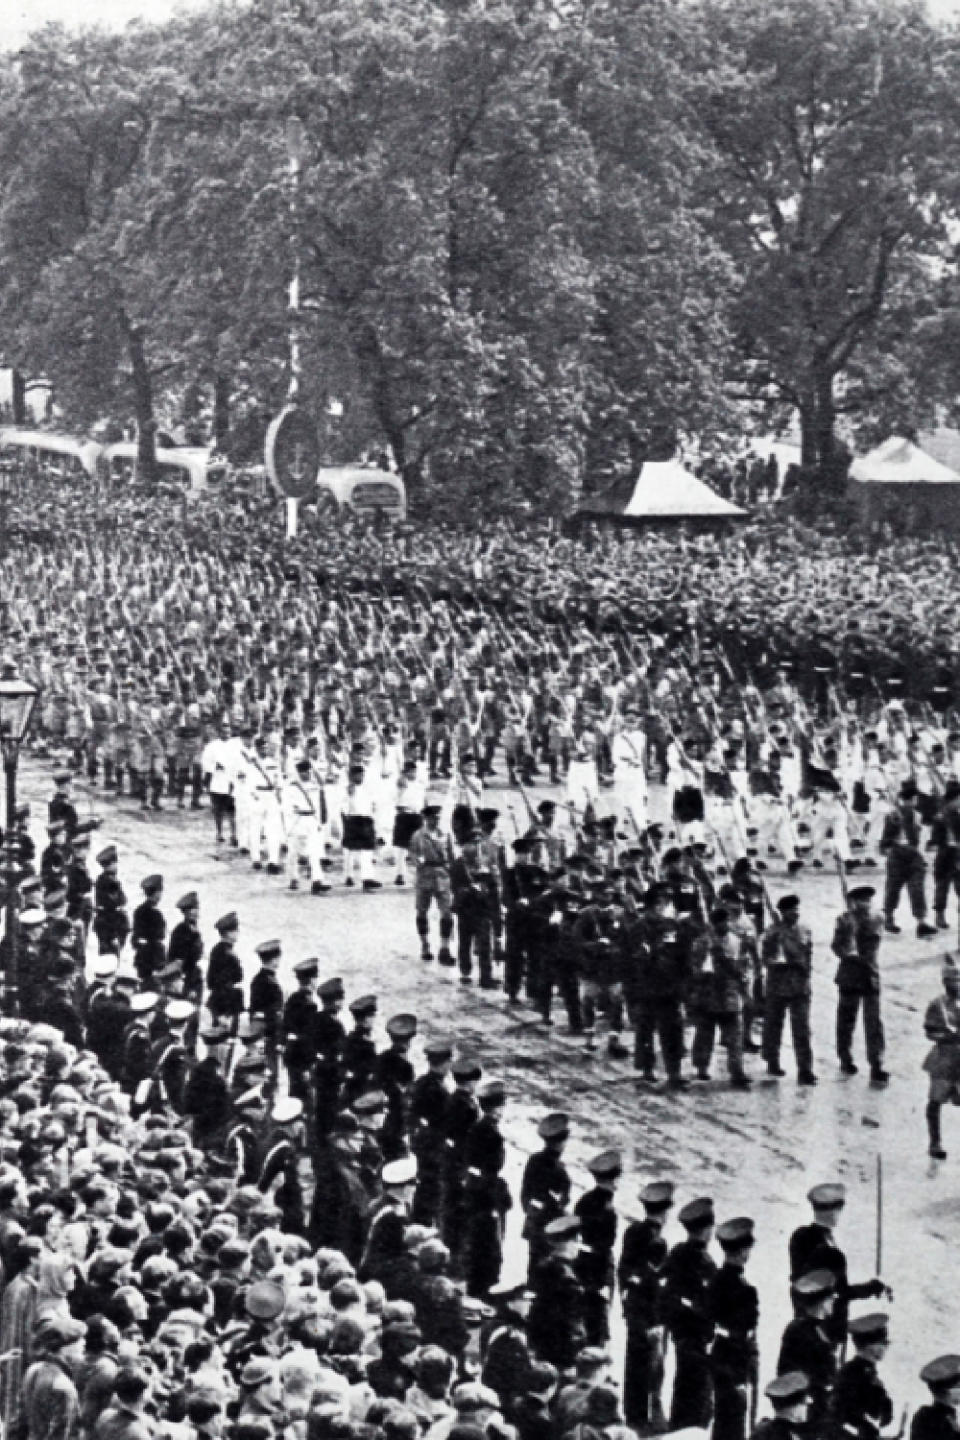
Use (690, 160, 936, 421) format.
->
(578, 457, 746, 528)
(849, 435, 960, 532)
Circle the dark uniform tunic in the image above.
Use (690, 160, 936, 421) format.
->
(618, 1218, 668, 1429)
(131, 900, 167, 985)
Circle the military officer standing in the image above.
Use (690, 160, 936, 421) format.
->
(409, 1037, 453, 1227)
(752, 1372, 812, 1440)
(521, 1112, 572, 1281)
(831, 1312, 895, 1440)
(573, 1149, 621, 1345)
(663, 1196, 717, 1431)
(912, 1356, 960, 1440)
(618, 1180, 673, 1432)
(410, 805, 455, 965)
(207, 913, 245, 1032)
(168, 891, 204, 1003)
(461, 1078, 511, 1299)
(93, 846, 130, 956)
(709, 1217, 760, 1440)
(131, 874, 167, 986)
(777, 1270, 839, 1427)
(922, 957, 960, 1159)
(789, 1183, 888, 1351)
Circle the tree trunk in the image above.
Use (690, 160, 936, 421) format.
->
(11, 371, 25, 426)
(122, 315, 157, 486)
(798, 372, 839, 480)
(213, 372, 231, 450)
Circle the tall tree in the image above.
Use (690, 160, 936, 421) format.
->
(691, 0, 960, 479)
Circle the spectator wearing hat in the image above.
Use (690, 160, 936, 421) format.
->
(462, 1081, 511, 1300)
(527, 1216, 586, 1373)
(207, 914, 245, 1034)
(574, 1151, 621, 1346)
(789, 1184, 887, 1351)
(22, 1313, 86, 1440)
(832, 885, 889, 1084)
(414, 1239, 471, 1361)
(520, 1113, 571, 1281)
(0, 1236, 43, 1436)
(481, 1283, 534, 1416)
(567, 1383, 634, 1440)
(410, 1039, 453, 1228)
(407, 1346, 456, 1435)
(777, 1269, 839, 1426)
(511, 1360, 558, 1440)
(752, 1372, 811, 1440)
(759, 895, 817, 1085)
(93, 1361, 154, 1440)
(709, 1218, 759, 1440)
(237, 1355, 282, 1426)
(912, 1356, 960, 1440)
(131, 876, 167, 988)
(554, 1347, 614, 1432)
(831, 1313, 894, 1440)
(663, 1197, 717, 1431)
(617, 1181, 673, 1431)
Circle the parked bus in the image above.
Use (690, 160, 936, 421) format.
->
(98, 442, 231, 496)
(315, 465, 406, 520)
(0, 427, 101, 481)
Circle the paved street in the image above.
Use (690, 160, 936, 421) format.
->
(18, 751, 959, 1411)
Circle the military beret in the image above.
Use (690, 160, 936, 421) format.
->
(537, 1112, 570, 1142)
(849, 1312, 889, 1344)
(587, 1149, 622, 1180)
(215, 912, 239, 933)
(808, 1182, 846, 1209)
(717, 1216, 755, 1249)
(678, 1197, 714, 1229)
(318, 977, 345, 999)
(765, 1373, 809, 1405)
(241, 1356, 279, 1388)
(921, 1355, 960, 1389)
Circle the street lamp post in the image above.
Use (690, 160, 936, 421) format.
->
(0, 664, 38, 1017)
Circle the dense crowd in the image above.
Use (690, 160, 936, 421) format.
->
(3, 476, 960, 1440)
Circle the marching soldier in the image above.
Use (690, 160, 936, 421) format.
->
(760, 894, 817, 1085)
(880, 781, 936, 938)
(690, 904, 752, 1088)
(48, 769, 79, 838)
(618, 1180, 673, 1432)
(922, 956, 960, 1160)
(410, 804, 455, 964)
(451, 829, 499, 988)
(832, 885, 889, 1084)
